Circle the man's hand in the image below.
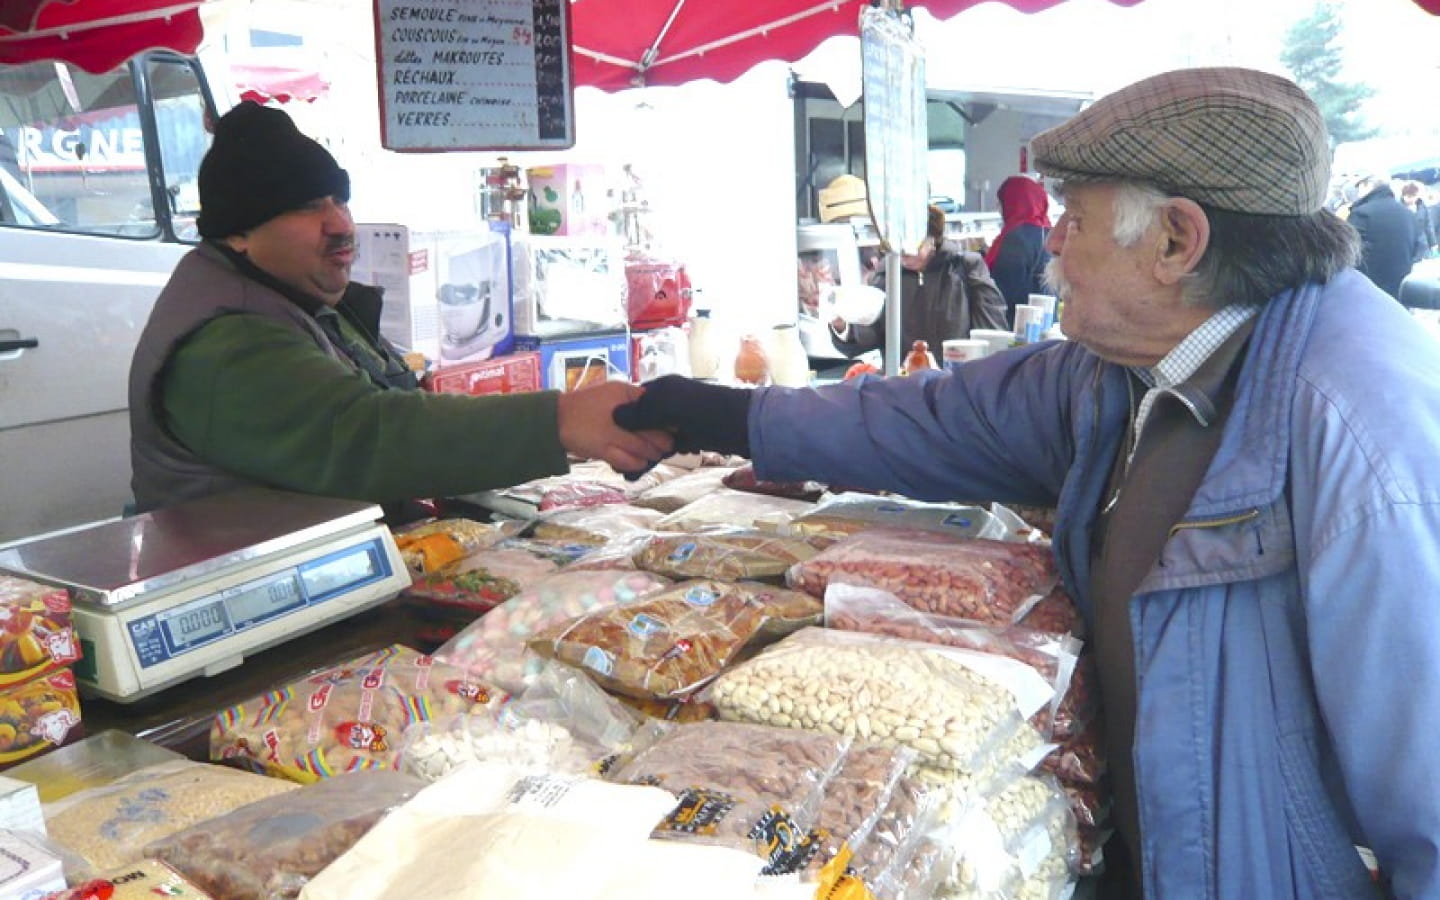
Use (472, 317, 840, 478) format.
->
(556, 380, 674, 475)
(612, 375, 754, 458)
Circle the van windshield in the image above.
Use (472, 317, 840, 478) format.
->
(0, 57, 208, 240)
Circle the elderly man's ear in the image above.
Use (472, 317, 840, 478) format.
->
(1153, 197, 1210, 285)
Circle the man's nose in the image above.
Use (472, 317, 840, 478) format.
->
(1043, 220, 1065, 254)
(321, 198, 353, 231)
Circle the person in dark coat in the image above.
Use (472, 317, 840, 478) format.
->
(1348, 175, 1419, 299)
(1402, 181, 1437, 259)
(828, 205, 1009, 362)
(985, 175, 1052, 326)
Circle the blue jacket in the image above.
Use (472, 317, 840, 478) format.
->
(749, 268, 1440, 898)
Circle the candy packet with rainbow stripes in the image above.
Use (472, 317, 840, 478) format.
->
(210, 644, 504, 784)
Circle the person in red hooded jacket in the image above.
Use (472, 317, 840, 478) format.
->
(986, 175, 1053, 326)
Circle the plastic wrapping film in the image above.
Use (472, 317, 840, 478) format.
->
(710, 627, 1049, 776)
(786, 528, 1059, 626)
(431, 570, 671, 695)
(528, 503, 666, 546)
(145, 770, 425, 900)
(210, 645, 503, 783)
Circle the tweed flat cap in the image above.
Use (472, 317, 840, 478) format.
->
(1031, 67, 1329, 215)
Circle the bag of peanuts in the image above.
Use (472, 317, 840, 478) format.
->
(709, 626, 1053, 777)
(391, 518, 521, 574)
(823, 584, 1085, 741)
(632, 529, 832, 583)
(656, 488, 817, 533)
(1020, 583, 1086, 639)
(607, 719, 850, 873)
(800, 743, 918, 879)
(785, 527, 1059, 625)
(403, 545, 560, 613)
(947, 773, 1079, 899)
(44, 760, 297, 874)
(145, 770, 424, 900)
(431, 570, 672, 695)
(785, 492, 1008, 543)
(526, 579, 780, 701)
(210, 645, 503, 783)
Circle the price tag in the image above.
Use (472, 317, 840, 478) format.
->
(374, 0, 575, 150)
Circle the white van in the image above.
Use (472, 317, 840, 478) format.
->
(0, 53, 217, 543)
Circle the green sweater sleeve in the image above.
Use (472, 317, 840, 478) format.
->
(162, 313, 570, 502)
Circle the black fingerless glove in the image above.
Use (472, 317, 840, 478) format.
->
(612, 375, 754, 458)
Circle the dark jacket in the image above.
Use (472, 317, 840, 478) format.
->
(1411, 200, 1436, 260)
(1349, 185, 1418, 299)
(988, 223, 1050, 325)
(129, 242, 568, 512)
(831, 243, 1009, 359)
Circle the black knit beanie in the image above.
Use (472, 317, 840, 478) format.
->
(196, 101, 350, 239)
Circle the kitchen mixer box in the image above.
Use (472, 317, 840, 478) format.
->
(353, 223, 516, 367)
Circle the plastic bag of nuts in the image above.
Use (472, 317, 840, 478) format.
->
(45, 760, 297, 874)
(656, 488, 817, 534)
(632, 529, 832, 583)
(801, 742, 917, 878)
(431, 570, 671, 695)
(528, 503, 666, 546)
(786, 528, 1059, 625)
(391, 518, 521, 574)
(403, 546, 559, 613)
(527, 579, 777, 701)
(786, 493, 1009, 543)
(607, 720, 849, 870)
(823, 584, 1082, 741)
(948, 774, 1079, 899)
(710, 627, 1048, 775)
(145, 770, 424, 900)
(630, 466, 738, 513)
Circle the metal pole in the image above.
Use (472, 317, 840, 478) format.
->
(883, 249, 903, 375)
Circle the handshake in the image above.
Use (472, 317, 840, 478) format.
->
(612, 375, 755, 459)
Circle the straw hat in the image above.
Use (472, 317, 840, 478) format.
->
(818, 174, 868, 223)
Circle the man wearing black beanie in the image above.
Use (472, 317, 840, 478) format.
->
(129, 101, 670, 514)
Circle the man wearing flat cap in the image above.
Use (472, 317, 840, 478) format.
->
(615, 67, 1440, 898)
(129, 102, 670, 514)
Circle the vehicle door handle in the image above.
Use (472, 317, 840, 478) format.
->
(0, 338, 38, 352)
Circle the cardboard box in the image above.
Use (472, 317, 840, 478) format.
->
(511, 235, 626, 336)
(354, 223, 517, 367)
(0, 577, 79, 690)
(514, 331, 631, 391)
(0, 778, 43, 836)
(425, 351, 542, 397)
(525, 164, 609, 237)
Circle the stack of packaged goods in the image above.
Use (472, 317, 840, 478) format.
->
(0, 576, 84, 770)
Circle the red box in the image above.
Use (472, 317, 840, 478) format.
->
(0, 575, 80, 689)
(424, 351, 542, 397)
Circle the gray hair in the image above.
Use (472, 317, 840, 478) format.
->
(1105, 180, 1360, 308)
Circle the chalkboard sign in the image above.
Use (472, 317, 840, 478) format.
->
(373, 0, 575, 151)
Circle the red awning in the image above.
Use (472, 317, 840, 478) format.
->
(232, 61, 330, 104)
(0, 0, 205, 74)
(570, 0, 1152, 91)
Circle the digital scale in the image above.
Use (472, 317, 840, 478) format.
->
(0, 488, 412, 702)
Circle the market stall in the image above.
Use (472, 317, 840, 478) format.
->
(0, 461, 1103, 899)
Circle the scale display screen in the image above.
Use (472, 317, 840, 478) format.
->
(128, 537, 391, 668)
